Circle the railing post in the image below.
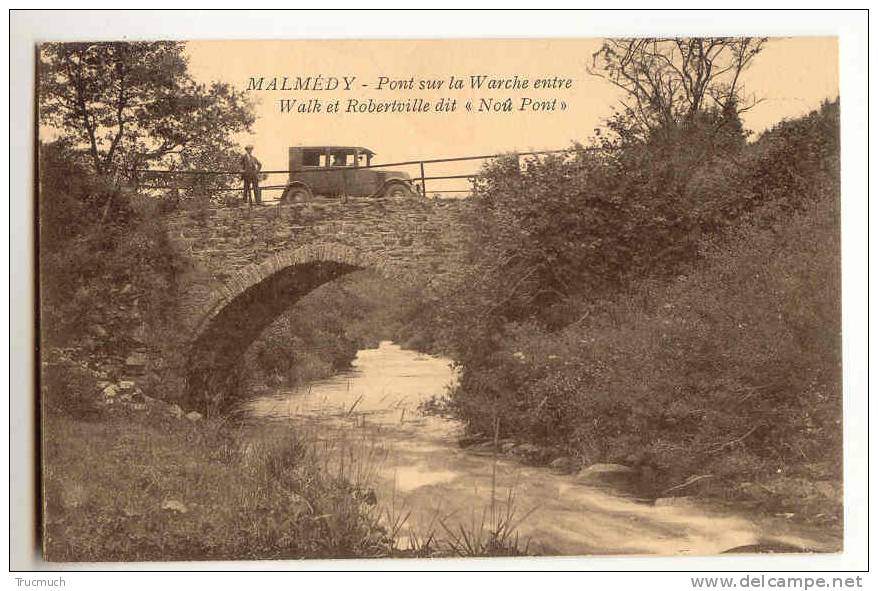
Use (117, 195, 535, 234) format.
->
(419, 161, 426, 197)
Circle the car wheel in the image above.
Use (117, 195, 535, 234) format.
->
(282, 185, 312, 202)
(383, 183, 413, 199)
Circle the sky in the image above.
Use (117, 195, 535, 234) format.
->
(183, 38, 837, 190)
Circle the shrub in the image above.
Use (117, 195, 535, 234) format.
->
(39, 141, 190, 408)
(436, 102, 841, 521)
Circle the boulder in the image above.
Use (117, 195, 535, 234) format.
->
(549, 456, 577, 474)
(575, 463, 639, 489)
(101, 384, 120, 399)
(500, 441, 518, 453)
(125, 351, 148, 373)
(472, 441, 498, 452)
(654, 496, 698, 508)
(185, 411, 203, 422)
(512, 443, 544, 462)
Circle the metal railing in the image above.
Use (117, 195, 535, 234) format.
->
(131, 146, 598, 199)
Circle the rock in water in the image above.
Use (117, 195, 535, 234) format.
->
(575, 463, 639, 490)
(512, 443, 543, 462)
(499, 440, 518, 453)
(654, 496, 698, 508)
(549, 456, 577, 474)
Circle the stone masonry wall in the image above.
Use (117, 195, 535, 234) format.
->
(166, 196, 471, 342)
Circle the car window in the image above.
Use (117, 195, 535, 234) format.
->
(331, 153, 349, 167)
(302, 150, 321, 167)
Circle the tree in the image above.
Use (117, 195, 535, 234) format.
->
(590, 37, 767, 140)
(39, 42, 255, 177)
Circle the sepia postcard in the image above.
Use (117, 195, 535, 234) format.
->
(22, 19, 860, 569)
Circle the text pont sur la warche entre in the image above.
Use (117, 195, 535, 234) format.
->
(245, 74, 576, 115)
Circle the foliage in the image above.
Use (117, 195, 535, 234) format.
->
(38, 141, 186, 367)
(428, 101, 840, 522)
(441, 107, 751, 339)
(39, 41, 254, 199)
(590, 37, 766, 141)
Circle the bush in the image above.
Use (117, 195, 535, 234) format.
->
(449, 191, 839, 509)
(434, 101, 841, 522)
(39, 141, 189, 403)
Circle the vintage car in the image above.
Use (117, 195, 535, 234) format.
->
(279, 145, 416, 201)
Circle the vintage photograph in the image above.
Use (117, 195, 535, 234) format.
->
(35, 35, 843, 562)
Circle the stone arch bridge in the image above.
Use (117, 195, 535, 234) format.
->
(165, 196, 471, 409)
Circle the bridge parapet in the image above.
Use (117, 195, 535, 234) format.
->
(166, 196, 469, 284)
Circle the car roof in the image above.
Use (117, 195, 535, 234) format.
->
(292, 146, 375, 155)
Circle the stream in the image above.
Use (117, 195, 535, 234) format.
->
(239, 341, 835, 556)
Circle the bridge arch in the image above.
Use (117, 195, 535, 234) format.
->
(185, 242, 389, 411)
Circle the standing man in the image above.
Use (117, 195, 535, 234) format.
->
(241, 144, 263, 205)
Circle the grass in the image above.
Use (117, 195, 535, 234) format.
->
(379, 489, 533, 558)
(42, 400, 536, 561)
(41, 406, 394, 561)
(437, 487, 533, 557)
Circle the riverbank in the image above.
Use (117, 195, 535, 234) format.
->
(241, 342, 838, 556)
(42, 403, 394, 561)
(453, 432, 843, 547)
(42, 340, 841, 561)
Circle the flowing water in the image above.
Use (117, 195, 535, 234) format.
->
(241, 341, 837, 556)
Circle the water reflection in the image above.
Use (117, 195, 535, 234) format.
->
(244, 341, 458, 429)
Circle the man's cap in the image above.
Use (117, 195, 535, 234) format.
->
(245, 144, 254, 150)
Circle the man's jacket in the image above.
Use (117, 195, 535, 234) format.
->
(241, 154, 262, 179)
